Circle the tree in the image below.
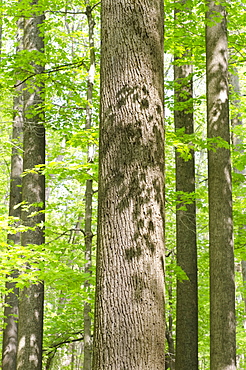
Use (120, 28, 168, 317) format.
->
(206, 1, 236, 369)
(92, 0, 165, 368)
(83, 4, 96, 369)
(2, 17, 23, 370)
(230, 67, 246, 366)
(174, 3, 198, 369)
(16, 1, 45, 369)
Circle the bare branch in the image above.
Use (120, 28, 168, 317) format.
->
(14, 60, 87, 88)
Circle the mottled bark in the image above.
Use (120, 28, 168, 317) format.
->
(17, 2, 45, 370)
(92, 1, 165, 369)
(2, 18, 24, 370)
(206, 2, 236, 369)
(174, 4, 198, 369)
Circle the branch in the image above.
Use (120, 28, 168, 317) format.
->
(14, 60, 87, 88)
(46, 2, 100, 15)
(45, 228, 85, 245)
(91, 2, 101, 11)
(44, 332, 85, 355)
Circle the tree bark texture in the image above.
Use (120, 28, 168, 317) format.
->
(2, 18, 24, 370)
(17, 2, 45, 370)
(92, 1, 165, 369)
(174, 24, 198, 370)
(206, 2, 236, 369)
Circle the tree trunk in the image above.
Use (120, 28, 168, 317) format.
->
(2, 17, 24, 370)
(242, 260, 246, 328)
(17, 2, 45, 370)
(206, 2, 236, 369)
(92, 1, 165, 369)
(230, 68, 246, 366)
(83, 4, 96, 370)
(174, 4, 198, 369)
(230, 69, 246, 321)
(174, 57, 198, 370)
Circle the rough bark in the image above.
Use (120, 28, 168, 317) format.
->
(206, 2, 236, 369)
(92, 1, 165, 369)
(174, 42, 198, 370)
(17, 2, 45, 370)
(2, 18, 24, 370)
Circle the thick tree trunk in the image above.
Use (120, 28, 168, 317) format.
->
(2, 18, 24, 370)
(92, 1, 165, 369)
(206, 2, 236, 369)
(17, 2, 45, 370)
(174, 37, 198, 370)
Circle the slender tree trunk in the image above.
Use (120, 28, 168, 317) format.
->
(230, 69, 246, 366)
(83, 178, 93, 370)
(83, 4, 96, 369)
(230, 70, 246, 322)
(206, 2, 236, 369)
(17, 2, 45, 369)
(165, 266, 175, 370)
(242, 260, 246, 328)
(92, 1, 165, 369)
(2, 17, 24, 370)
(174, 4, 198, 369)
(174, 61, 198, 370)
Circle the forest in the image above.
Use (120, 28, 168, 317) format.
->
(0, 0, 245, 369)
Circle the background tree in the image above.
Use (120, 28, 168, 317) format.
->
(2, 17, 23, 370)
(206, 1, 236, 369)
(16, 1, 45, 369)
(92, 0, 165, 368)
(230, 67, 246, 365)
(83, 3, 97, 368)
(174, 2, 198, 369)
